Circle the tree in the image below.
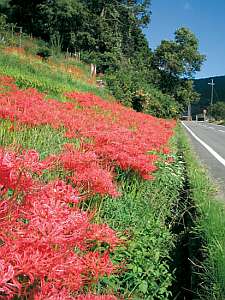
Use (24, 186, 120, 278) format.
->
(35, 0, 87, 50)
(153, 27, 205, 108)
(8, 0, 45, 33)
(154, 27, 205, 78)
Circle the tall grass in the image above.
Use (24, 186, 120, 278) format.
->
(0, 120, 69, 158)
(178, 125, 225, 299)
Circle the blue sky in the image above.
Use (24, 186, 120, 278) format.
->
(144, 0, 225, 79)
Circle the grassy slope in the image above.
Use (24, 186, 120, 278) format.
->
(0, 48, 111, 99)
(0, 46, 185, 299)
(98, 154, 185, 299)
(2, 43, 225, 299)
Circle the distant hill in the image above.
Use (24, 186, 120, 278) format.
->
(192, 75, 225, 116)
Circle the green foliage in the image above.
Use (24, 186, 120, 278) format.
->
(132, 87, 181, 118)
(0, 12, 7, 29)
(36, 46, 51, 60)
(105, 62, 180, 118)
(211, 101, 225, 120)
(98, 153, 185, 298)
(153, 27, 205, 108)
(6, 0, 151, 56)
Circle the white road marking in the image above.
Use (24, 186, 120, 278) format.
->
(182, 122, 225, 168)
(219, 130, 225, 133)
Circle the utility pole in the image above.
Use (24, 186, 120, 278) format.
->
(208, 78, 215, 106)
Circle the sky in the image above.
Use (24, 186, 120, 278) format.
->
(144, 0, 225, 79)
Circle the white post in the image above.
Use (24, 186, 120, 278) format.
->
(19, 27, 22, 48)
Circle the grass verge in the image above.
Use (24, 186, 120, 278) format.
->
(177, 125, 225, 299)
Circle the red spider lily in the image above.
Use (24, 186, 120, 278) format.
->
(33, 285, 74, 300)
(0, 147, 55, 193)
(0, 260, 19, 299)
(0, 76, 175, 188)
(60, 144, 119, 197)
(0, 75, 176, 298)
(75, 295, 117, 300)
(0, 148, 120, 299)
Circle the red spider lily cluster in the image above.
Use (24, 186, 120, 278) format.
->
(60, 143, 119, 197)
(0, 76, 175, 194)
(0, 75, 176, 298)
(0, 148, 119, 299)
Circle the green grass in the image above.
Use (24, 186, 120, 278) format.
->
(0, 120, 68, 158)
(177, 125, 225, 300)
(0, 49, 111, 99)
(96, 142, 185, 299)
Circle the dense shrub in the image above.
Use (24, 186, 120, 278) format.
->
(211, 101, 225, 120)
(105, 66, 181, 118)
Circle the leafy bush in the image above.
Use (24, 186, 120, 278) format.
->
(36, 46, 51, 60)
(211, 101, 225, 120)
(105, 65, 181, 118)
(132, 87, 181, 119)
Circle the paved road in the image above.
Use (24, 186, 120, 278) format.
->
(182, 121, 225, 198)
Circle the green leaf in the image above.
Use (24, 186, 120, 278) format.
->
(138, 281, 148, 294)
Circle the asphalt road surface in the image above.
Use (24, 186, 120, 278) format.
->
(182, 121, 225, 198)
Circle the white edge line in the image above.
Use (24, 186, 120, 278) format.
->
(181, 121, 225, 167)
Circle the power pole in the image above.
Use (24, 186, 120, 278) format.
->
(208, 78, 215, 106)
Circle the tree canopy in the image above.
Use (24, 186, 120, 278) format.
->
(153, 27, 205, 107)
(154, 27, 205, 78)
(0, 1, 206, 117)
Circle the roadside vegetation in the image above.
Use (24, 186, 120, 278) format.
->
(0, 2, 224, 299)
(0, 39, 186, 298)
(178, 127, 225, 299)
(211, 101, 225, 124)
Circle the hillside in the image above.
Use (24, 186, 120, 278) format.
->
(0, 42, 185, 299)
(193, 75, 225, 115)
(0, 2, 206, 118)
